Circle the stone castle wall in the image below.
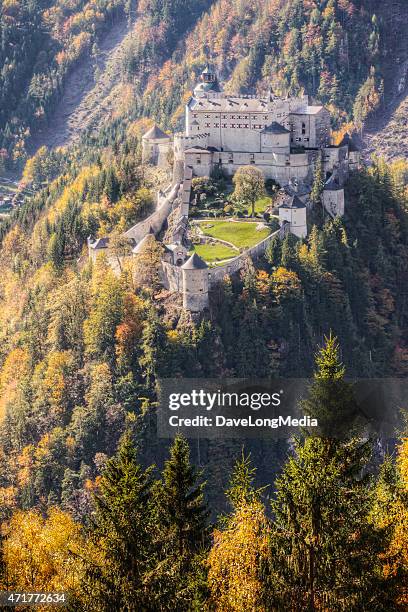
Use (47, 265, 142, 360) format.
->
(124, 183, 179, 243)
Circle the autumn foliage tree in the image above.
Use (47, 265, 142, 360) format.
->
(232, 166, 265, 217)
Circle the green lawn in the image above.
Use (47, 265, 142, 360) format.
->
(197, 220, 270, 249)
(254, 196, 273, 214)
(191, 242, 238, 263)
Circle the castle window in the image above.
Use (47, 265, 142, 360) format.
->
(231, 124, 236, 128)
(222, 123, 227, 128)
(244, 124, 249, 128)
(214, 123, 219, 127)
(205, 114, 210, 118)
(193, 114, 198, 118)
(196, 157, 201, 164)
(205, 123, 210, 127)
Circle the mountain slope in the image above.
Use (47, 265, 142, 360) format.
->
(29, 16, 131, 151)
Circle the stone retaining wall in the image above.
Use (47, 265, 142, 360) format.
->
(124, 183, 180, 243)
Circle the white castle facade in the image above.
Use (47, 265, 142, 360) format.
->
(90, 66, 360, 313)
(142, 65, 360, 233)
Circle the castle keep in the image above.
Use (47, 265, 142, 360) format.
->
(91, 66, 360, 312)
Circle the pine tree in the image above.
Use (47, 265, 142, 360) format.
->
(301, 333, 360, 439)
(150, 435, 209, 610)
(82, 432, 155, 611)
(311, 153, 324, 206)
(155, 435, 208, 557)
(139, 306, 168, 392)
(267, 336, 390, 611)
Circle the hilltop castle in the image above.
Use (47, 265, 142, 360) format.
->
(142, 65, 360, 231)
(90, 66, 360, 313)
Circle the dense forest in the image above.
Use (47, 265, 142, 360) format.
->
(0, 340, 407, 610)
(0, 0, 407, 609)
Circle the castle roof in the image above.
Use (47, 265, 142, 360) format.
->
(291, 105, 325, 115)
(188, 96, 270, 113)
(284, 180, 310, 197)
(165, 242, 186, 252)
(142, 124, 169, 140)
(89, 237, 109, 249)
(262, 121, 290, 134)
(181, 252, 208, 270)
(132, 233, 156, 254)
(279, 195, 306, 209)
(338, 132, 359, 152)
(194, 81, 221, 94)
(191, 120, 200, 126)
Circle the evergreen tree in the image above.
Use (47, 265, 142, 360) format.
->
(82, 433, 155, 611)
(155, 435, 208, 557)
(301, 333, 360, 439)
(267, 337, 390, 611)
(311, 153, 324, 206)
(150, 435, 209, 610)
(139, 305, 168, 392)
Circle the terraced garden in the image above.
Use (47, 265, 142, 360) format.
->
(196, 220, 271, 250)
(191, 242, 238, 263)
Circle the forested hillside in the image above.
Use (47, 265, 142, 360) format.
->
(0, 0, 407, 608)
(2, 0, 408, 169)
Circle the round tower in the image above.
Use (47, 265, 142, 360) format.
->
(142, 124, 171, 166)
(181, 252, 209, 312)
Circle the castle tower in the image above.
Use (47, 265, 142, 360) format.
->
(278, 195, 307, 238)
(142, 124, 171, 166)
(193, 65, 221, 99)
(338, 132, 360, 170)
(322, 174, 345, 217)
(181, 252, 209, 312)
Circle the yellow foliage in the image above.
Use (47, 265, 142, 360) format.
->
(40, 351, 75, 418)
(373, 438, 408, 607)
(17, 445, 36, 488)
(331, 122, 355, 145)
(2, 508, 87, 598)
(127, 117, 154, 140)
(271, 266, 301, 297)
(47, 166, 99, 224)
(0, 348, 30, 422)
(207, 500, 270, 612)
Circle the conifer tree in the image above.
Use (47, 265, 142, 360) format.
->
(139, 306, 168, 392)
(155, 435, 208, 557)
(301, 333, 360, 439)
(268, 336, 390, 611)
(150, 435, 209, 610)
(82, 432, 155, 611)
(311, 153, 324, 206)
